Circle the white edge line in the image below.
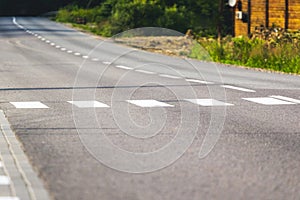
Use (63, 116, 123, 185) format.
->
(159, 74, 182, 79)
(115, 65, 133, 70)
(103, 61, 112, 65)
(221, 85, 256, 93)
(135, 69, 156, 74)
(185, 79, 214, 84)
(270, 95, 300, 104)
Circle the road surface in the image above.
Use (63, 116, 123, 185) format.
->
(0, 17, 299, 200)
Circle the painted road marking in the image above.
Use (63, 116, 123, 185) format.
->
(185, 99, 234, 106)
(67, 50, 73, 54)
(82, 56, 89, 59)
(60, 48, 67, 51)
(0, 162, 2, 168)
(221, 85, 256, 92)
(270, 95, 300, 104)
(127, 100, 174, 108)
(10, 102, 49, 109)
(45, 40, 51, 43)
(68, 101, 110, 108)
(0, 176, 10, 185)
(135, 69, 156, 74)
(185, 79, 214, 84)
(103, 61, 112, 65)
(55, 45, 61, 48)
(115, 65, 133, 70)
(159, 74, 181, 79)
(243, 97, 295, 105)
(74, 53, 81, 56)
(92, 58, 99, 61)
(50, 43, 55, 46)
(0, 197, 20, 200)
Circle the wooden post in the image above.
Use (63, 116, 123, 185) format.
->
(265, 0, 269, 28)
(285, 0, 289, 29)
(247, 0, 251, 36)
(217, 0, 224, 43)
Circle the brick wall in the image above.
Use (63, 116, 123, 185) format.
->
(234, 0, 300, 36)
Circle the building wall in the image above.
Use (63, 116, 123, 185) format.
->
(234, 0, 248, 36)
(234, 0, 300, 36)
(289, 0, 300, 30)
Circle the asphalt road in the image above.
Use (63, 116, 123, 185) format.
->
(0, 17, 300, 200)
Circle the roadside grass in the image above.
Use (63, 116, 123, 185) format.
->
(191, 35, 300, 74)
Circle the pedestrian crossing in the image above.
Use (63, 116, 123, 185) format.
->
(0, 176, 10, 185)
(185, 99, 234, 106)
(127, 100, 174, 107)
(6, 96, 300, 109)
(67, 101, 110, 108)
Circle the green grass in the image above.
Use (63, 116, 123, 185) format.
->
(191, 36, 300, 74)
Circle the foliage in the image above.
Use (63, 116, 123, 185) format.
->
(195, 28, 300, 74)
(55, 0, 232, 37)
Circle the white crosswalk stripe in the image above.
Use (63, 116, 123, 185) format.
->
(185, 99, 234, 106)
(68, 101, 110, 108)
(10, 102, 49, 109)
(0, 176, 10, 185)
(127, 100, 174, 108)
(242, 97, 295, 105)
(0, 197, 20, 200)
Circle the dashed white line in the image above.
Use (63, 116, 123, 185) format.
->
(0, 162, 2, 168)
(10, 102, 49, 109)
(0, 197, 20, 200)
(50, 43, 55, 46)
(185, 79, 214, 84)
(115, 65, 133, 70)
(82, 56, 89, 59)
(60, 48, 67, 51)
(221, 85, 256, 93)
(45, 40, 51, 43)
(185, 99, 234, 106)
(68, 101, 110, 108)
(135, 69, 156, 74)
(159, 74, 182, 79)
(127, 100, 174, 108)
(270, 95, 300, 104)
(55, 45, 61, 48)
(67, 50, 73, 54)
(37, 36, 42, 39)
(41, 38, 46, 41)
(74, 53, 81, 56)
(102, 61, 111, 65)
(92, 58, 99, 61)
(0, 176, 11, 185)
(243, 97, 295, 105)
